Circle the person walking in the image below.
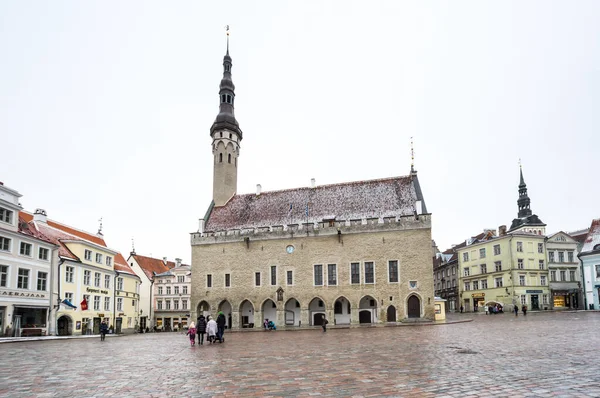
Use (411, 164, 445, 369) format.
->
(460, 305, 464, 313)
(485, 305, 489, 315)
(100, 321, 108, 341)
(196, 315, 207, 345)
(187, 322, 197, 346)
(514, 304, 519, 316)
(321, 315, 329, 333)
(522, 304, 527, 316)
(216, 311, 226, 343)
(206, 316, 217, 344)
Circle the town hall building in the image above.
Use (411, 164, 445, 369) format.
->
(190, 38, 434, 329)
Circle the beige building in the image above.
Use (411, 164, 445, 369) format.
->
(190, 42, 434, 329)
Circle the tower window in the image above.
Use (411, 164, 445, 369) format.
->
(219, 153, 223, 163)
(221, 95, 225, 103)
(229, 133, 232, 139)
(220, 132, 223, 138)
(228, 154, 231, 164)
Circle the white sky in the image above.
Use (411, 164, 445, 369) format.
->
(1, 1, 598, 264)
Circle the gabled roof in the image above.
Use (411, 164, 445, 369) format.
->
(114, 253, 138, 277)
(568, 228, 589, 244)
(205, 175, 420, 232)
(581, 219, 600, 254)
(130, 254, 179, 280)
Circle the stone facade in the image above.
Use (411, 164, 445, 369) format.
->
(191, 214, 434, 329)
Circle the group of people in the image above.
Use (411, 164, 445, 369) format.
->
(186, 312, 226, 346)
(513, 304, 528, 316)
(485, 304, 503, 314)
(263, 319, 277, 331)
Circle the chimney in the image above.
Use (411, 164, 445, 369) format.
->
(311, 178, 316, 188)
(499, 225, 507, 236)
(33, 208, 47, 223)
(256, 184, 262, 196)
(198, 218, 205, 234)
(162, 257, 167, 265)
(175, 258, 182, 267)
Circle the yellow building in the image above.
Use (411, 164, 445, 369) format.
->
(114, 254, 141, 333)
(21, 210, 138, 335)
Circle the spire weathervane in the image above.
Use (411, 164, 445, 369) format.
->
(410, 137, 415, 173)
(97, 217, 103, 235)
(226, 25, 230, 54)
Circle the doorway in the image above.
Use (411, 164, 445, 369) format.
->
(386, 306, 396, 322)
(407, 296, 421, 318)
(57, 316, 72, 336)
(115, 317, 122, 334)
(93, 318, 101, 334)
(531, 295, 539, 310)
(358, 310, 371, 323)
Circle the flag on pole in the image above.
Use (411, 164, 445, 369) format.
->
(62, 299, 77, 309)
(80, 297, 88, 311)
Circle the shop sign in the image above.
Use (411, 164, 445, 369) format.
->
(552, 291, 569, 296)
(471, 293, 485, 298)
(99, 314, 105, 317)
(526, 290, 543, 293)
(0, 290, 46, 298)
(86, 287, 109, 295)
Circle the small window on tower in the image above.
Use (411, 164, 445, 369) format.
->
(219, 153, 223, 163)
(229, 133, 232, 139)
(228, 154, 231, 163)
(220, 132, 223, 138)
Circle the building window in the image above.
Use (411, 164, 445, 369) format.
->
(519, 275, 526, 286)
(165, 300, 171, 310)
(542, 294, 548, 305)
(225, 273, 231, 287)
(452, 267, 456, 275)
(351, 262, 360, 284)
(93, 296, 101, 311)
(464, 282, 471, 291)
(96, 253, 103, 264)
(463, 268, 470, 277)
(568, 252, 574, 263)
(327, 264, 337, 286)
(178, 276, 184, 283)
(65, 292, 73, 307)
(94, 272, 101, 287)
(106, 256, 112, 266)
(174, 300, 179, 310)
(516, 242, 523, 252)
(182, 285, 188, 294)
(479, 248, 486, 259)
(551, 270, 556, 281)
(596, 265, 600, 278)
(287, 270, 293, 285)
(65, 266, 74, 283)
(157, 300, 162, 310)
(20, 242, 32, 256)
(37, 272, 47, 291)
(560, 270, 566, 281)
(0, 265, 8, 287)
(37, 247, 49, 261)
(538, 243, 543, 253)
(364, 262, 374, 284)
(174, 286, 179, 294)
(388, 260, 399, 283)
(158, 286, 163, 295)
(182, 300, 188, 310)
(463, 252, 469, 262)
(104, 297, 110, 311)
(255, 272, 261, 286)
(540, 275, 547, 286)
(538, 260, 544, 270)
(104, 275, 110, 289)
(473, 281, 479, 290)
(549, 252, 555, 262)
(83, 270, 91, 285)
(495, 277, 503, 288)
(494, 261, 501, 272)
(85, 250, 92, 261)
(0, 236, 11, 252)
(166, 286, 171, 295)
(521, 295, 527, 305)
(493, 245, 501, 255)
(314, 264, 323, 286)
(271, 266, 277, 286)
(117, 277, 123, 290)
(480, 264, 487, 274)
(117, 298, 123, 311)
(207, 274, 212, 288)
(558, 252, 564, 263)
(0, 207, 13, 224)
(481, 279, 488, 289)
(569, 270, 575, 281)
(518, 259, 524, 269)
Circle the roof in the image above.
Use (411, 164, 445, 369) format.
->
(581, 219, 600, 254)
(114, 253, 138, 277)
(568, 228, 589, 244)
(131, 254, 180, 280)
(205, 175, 419, 232)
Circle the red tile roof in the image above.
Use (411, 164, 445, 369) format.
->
(114, 253, 138, 277)
(206, 176, 417, 232)
(582, 218, 600, 254)
(131, 254, 177, 280)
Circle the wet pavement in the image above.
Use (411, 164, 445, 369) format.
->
(1, 311, 599, 397)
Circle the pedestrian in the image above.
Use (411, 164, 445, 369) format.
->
(514, 304, 519, 316)
(523, 304, 527, 316)
(485, 305, 489, 315)
(460, 305, 464, 313)
(321, 315, 329, 333)
(216, 311, 226, 343)
(206, 316, 217, 344)
(196, 314, 207, 345)
(187, 322, 197, 346)
(100, 321, 108, 341)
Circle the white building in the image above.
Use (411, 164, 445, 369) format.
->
(546, 232, 583, 309)
(153, 259, 191, 331)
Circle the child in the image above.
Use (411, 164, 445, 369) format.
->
(187, 322, 197, 346)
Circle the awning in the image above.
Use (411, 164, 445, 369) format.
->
(14, 305, 47, 310)
(62, 299, 77, 309)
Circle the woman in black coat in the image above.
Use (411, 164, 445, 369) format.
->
(196, 315, 207, 345)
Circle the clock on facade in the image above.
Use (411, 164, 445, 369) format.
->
(286, 245, 294, 254)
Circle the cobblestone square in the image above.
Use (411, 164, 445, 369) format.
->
(1, 312, 599, 397)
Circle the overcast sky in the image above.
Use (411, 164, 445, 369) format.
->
(1, 1, 598, 264)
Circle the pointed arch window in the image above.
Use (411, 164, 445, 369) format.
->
(228, 154, 231, 164)
(219, 153, 223, 163)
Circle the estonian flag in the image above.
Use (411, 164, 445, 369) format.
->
(62, 299, 77, 309)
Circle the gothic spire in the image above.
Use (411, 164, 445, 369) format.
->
(517, 165, 532, 218)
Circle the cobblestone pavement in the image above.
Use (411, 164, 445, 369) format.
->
(1, 312, 599, 397)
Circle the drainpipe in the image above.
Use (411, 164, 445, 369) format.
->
(150, 278, 154, 328)
(49, 251, 60, 336)
(113, 272, 117, 332)
(577, 252, 587, 310)
(508, 236, 515, 308)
